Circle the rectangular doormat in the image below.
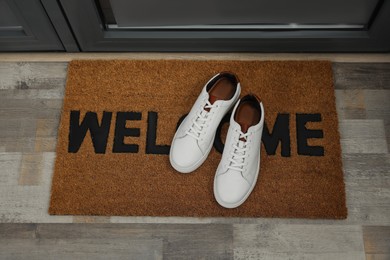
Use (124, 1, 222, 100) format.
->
(49, 60, 347, 219)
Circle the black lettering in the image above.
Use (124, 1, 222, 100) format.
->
(262, 114, 291, 157)
(68, 110, 112, 154)
(213, 112, 231, 154)
(112, 112, 141, 153)
(296, 113, 324, 156)
(146, 111, 170, 154)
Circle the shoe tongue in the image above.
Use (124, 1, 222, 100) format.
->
(209, 94, 218, 105)
(240, 123, 250, 134)
(204, 94, 218, 112)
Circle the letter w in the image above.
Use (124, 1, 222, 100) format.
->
(68, 110, 112, 154)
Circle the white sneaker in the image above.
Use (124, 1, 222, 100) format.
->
(214, 94, 264, 208)
(169, 72, 241, 173)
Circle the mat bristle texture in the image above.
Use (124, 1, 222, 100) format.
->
(49, 60, 347, 219)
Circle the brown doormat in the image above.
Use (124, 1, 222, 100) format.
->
(49, 60, 347, 219)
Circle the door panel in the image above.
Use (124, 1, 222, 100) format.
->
(109, 0, 378, 28)
(0, 0, 63, 51)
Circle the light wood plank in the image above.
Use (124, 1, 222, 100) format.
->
(18, 153, 43, 186)
(0, 119, 37, 138)
(233, 224, 365, 260)
(0, 186, 72, 223)
(386, 121, 390, 151)
(234, 252, 365, 260)
(365, 254, 390, 260)
(341, 139, 388, 154)
(339, 120, 387, 139)
(72, 216, 111, 223)
(0, 224, 36, 239)
(0, 153, 22, 187)
(35, 119, 59, 137)
(36, 223, 234, 259)
(343, 154, 390, 181)
(0, 99, 62, 120)
(0, 89, 65, 99)
(339, 120, 388, 154)
(346, 184, 390, 215)
(333, 63, 390, 89)
(347, 207, 390, 226)
(0, 238, 163, 260)
(364, 90, 390, 119)
(335, 90, 366, 119)
(363, 226, 390, 254)
(343, 154, 390, 225)
(0, 62, 67, 90)
(0, 153, 72, 223)
(110, 216, 214, 224)
(0, 137, 36, 153)
(364, 90, 390, 147)
(34, 137, 57, 152)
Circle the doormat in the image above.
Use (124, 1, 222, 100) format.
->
(49, 60, 347, 219)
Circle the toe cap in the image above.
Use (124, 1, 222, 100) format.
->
(215, 170, 251, 206)
(170, 136, 203, 170)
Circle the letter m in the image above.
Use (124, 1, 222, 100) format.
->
(262, 113, 291, 157)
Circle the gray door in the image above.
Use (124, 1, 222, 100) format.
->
(0, 0, 63, 51)
(60, 0, 390, 52)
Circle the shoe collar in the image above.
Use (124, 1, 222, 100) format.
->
(230, 96, 264, 134)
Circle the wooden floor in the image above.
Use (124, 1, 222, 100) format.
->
(0, 54, 389, 259)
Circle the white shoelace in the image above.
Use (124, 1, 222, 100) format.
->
(227, 130, 250, 172)
(186, 100, 216, 140)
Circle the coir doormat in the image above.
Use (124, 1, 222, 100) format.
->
(49, 60, 347, 219)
